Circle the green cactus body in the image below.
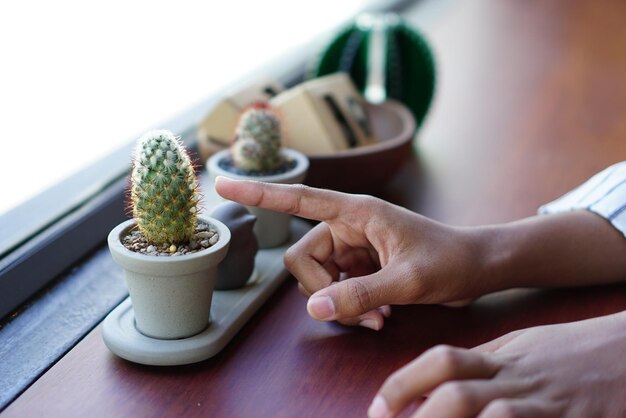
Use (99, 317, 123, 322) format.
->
(231, 104, 285, 171)
(131, 130, 199, 245)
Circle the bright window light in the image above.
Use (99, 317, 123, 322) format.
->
(0, 0, 364, 216)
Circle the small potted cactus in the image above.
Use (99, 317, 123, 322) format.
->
(207, 103, 309, 248)
(108, 130, 231, 340)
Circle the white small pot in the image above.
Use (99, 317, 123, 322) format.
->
(207, 148, 309, 248)
(108, 216, 230, 340)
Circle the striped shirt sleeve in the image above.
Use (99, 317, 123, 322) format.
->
(538, 161, 626, 238)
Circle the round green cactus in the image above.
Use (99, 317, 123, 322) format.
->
(130, 130, 199, 245)
(231, 103, 284, 171)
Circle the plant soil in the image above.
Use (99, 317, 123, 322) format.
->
(217, 154, 297, 177)
(123, 221, 219, 256)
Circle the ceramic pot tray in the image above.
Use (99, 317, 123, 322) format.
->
(102, 218, 310, 366)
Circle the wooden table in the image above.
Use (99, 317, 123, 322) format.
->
(4, 1, 626, 417)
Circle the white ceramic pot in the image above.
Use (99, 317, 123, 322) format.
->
(108, 216, 230, 340)
(207, 148, 309, 248)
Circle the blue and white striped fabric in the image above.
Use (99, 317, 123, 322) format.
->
(539, 161, 626, 238)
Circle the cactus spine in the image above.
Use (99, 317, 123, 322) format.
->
(231, 103, 284, 171)
(131, 130, 199, 245)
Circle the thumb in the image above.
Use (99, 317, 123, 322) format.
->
(306, 271, 393, 321)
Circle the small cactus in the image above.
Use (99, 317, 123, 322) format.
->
(130, 130, 199, 245)
(231, 103, 284, 171)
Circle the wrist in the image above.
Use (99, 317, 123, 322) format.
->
(465, 224, 515, 294)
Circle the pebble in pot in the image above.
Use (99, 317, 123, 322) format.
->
(211, 202, 259, 290)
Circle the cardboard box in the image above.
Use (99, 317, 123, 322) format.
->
(198, 79, 283, 160)
(270, 73, 377, 155)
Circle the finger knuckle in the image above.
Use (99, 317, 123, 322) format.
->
(482, 400, 518, 418)
(358, 194, 383, 212)
(253, 186, 266, 207)
(286, 184, 310, 214)
(356, 194, 377, 205)
(426, 345, 461, 377)
(283, 246, 299, 270)
(380, 373, 407, 402)
(346, 280, 374, 314)
(436, 382, 473, 410)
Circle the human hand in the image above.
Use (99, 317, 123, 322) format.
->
(215, 177, 489, 330)
(368, 311, 626, 417)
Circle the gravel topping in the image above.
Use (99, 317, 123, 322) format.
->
(123, 221, 219, 256)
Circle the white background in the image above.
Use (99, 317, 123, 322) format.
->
(0, 0, 363, 215)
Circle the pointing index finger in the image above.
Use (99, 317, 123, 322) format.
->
(215, 176, 343, 222)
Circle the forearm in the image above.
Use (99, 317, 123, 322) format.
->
(474, 210, 626, 291)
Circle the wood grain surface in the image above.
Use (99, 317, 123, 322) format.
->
(4, 0, 626, 417)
